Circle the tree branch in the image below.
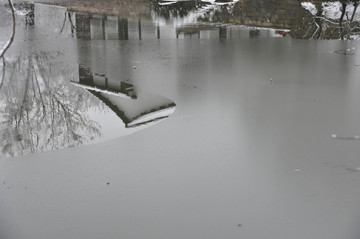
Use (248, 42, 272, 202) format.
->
(0, 58, 5, 91)
(0, 0, 16, 59)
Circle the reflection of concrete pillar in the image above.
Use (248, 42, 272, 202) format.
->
(249, 29, 260, 38)
(219, 27, 227, 40)
(138, 19, 142, 40)
(79, 66, 94, 85)
(157, 26, 160, 39)
(102, 16, 106, 40)
(76, 14, 91, 40)
(105, 77, 108, 88)
(118, 18, 129, 40)
(90, 15, 106, 40)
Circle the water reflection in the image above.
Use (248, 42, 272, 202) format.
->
(74, 67, 137, 99)
(1, 0, 359, 157)
(21, 2, 288, 40)
(72, 66, 176, 128)
(199, 0, 360, 39)
(4, 0, 360, 40)
(153, 0, 360, 40)
(0, 53, 101, 157)
(0, 53, 176, 157)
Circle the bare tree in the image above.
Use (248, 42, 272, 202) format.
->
(60, 11, 76, 36)
(350, 0, 359, 22)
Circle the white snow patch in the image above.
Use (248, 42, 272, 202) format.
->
(202, 0, 239, 4)
(349, 35, 360, 40)
(14, 8, 31, 16)
(70, 82, 133, 99)
(322, 2, 360, 20)
(158, 1, 177, 6)
(153, 0, 239, 27)
(302, 1, 360, 21)
(322, 2, 343, 19)
(301, 2, 317, 15)
(128, 106, 176, 127)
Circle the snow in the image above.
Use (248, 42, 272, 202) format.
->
(71, 82, 133, 99)
(158, 1, 177, 6)
(301, 2, 317, 15)
(322, 2, 343, 19)
(153, 0, 239, 27)
(350, 34, 360, 40)
(202, 0, 239, 4)
(14, 8, 30, 16)
(127, 106, 176, 127)
(301, 1, 360, 21)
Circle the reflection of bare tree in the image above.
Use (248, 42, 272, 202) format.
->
(0, 53, 102, 157)
(351, 1, 359, 22)
(0, 58, 5, 91)
(0, 0, 16, 59)
(60, 11, 76, 36)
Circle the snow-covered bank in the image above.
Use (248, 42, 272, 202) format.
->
(301, 1, 360, 20)
(153, 0, 239, 27)
(300, 1, 360, 39)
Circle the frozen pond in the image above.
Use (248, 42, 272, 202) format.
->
(1, 1, 360, 239)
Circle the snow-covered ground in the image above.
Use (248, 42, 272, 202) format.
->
(127, 106, 176, 127)
(153, 0, 239, 27)
(301, 2, 318, 15)
(71, 82, 134, 99)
